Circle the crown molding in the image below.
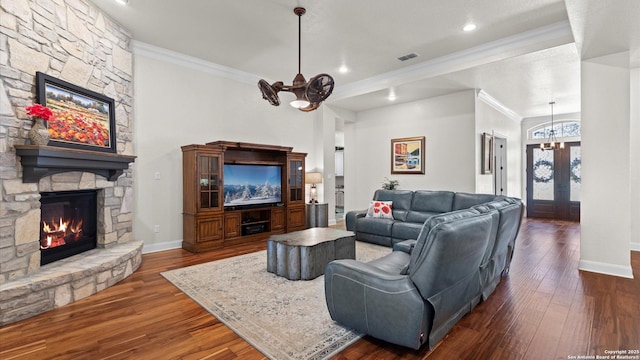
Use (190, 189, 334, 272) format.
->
(476, 89, 523, 122)
(132, 40, 261, 85)
(331, 20, 573, 101)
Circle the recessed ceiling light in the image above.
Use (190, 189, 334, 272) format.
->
(339, 65, 349, 74)
(114, 0, 129, 5)
(388, 89, 396, 101)
(463, 23, 477, 32)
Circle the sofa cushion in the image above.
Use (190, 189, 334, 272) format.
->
(367, 251, 411, 275)
(392, 239, 416, 254)
(473, 198, 523, 299)
(452, 192, 498, 211)
(356, 232, 393, 247)
(373, 189, 413, 221)
(391, 221, 424, 242)
(405, 211, 440, 224)
(408, 209, 481, 272)
(411, 190, 454, 213)
(408, 211, 495, 297)
(366, 200, 394, 219)
(355, 217, 393, 236)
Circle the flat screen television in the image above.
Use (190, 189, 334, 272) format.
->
(223, 164, 282, 208)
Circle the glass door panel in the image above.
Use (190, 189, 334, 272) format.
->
(532, 148, 554, 201)
(569, 146, 581, 202)
(200, 192, 209, 208)
(198, 154, 221, 210)
(289, 159, 303, 202)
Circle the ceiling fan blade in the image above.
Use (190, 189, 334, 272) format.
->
(306, 74, 335, 103)
(258, 79, 281, 106)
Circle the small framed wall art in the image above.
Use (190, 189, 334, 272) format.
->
(391, 136, 425, 174)
(36, 72, 116, 153)
(481, 132, 493, 174)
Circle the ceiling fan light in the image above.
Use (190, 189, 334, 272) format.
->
(290, 98, 310, 109)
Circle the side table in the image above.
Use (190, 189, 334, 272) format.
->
(306, 203, 328, 228)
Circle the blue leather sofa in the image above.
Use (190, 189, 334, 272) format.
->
(345, 189, 501, 247)
(327, 191, 524, 350)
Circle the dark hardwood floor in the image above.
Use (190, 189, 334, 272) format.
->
(1, 218, 638, 359)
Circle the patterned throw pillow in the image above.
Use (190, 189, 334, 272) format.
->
(365, 201, 394, 219)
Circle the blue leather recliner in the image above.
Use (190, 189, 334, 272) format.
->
(326, 194, 524, 350)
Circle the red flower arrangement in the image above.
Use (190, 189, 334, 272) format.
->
(25, 104, 53, 121)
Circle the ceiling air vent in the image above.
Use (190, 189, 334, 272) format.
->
(397, 52, 419, 61)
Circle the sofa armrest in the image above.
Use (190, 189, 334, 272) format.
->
(324, 259, 430, 350)
(392, 239, 417, 254)
(345, 209, 367, 231)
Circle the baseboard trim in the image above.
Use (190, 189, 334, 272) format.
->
(142, 240, 183, 254)
(631, 242, 640, 251)
(578, 259, 634, 279)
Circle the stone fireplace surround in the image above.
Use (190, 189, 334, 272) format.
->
(0, 170, 142, 326)
(0, 0, 141, 325)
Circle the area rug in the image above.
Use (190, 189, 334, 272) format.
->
(161, 241, 391, 360)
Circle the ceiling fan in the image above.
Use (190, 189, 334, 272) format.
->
(258, 7, 334, 112)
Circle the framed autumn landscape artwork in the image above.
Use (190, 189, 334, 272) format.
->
(36, 72, 116, 153)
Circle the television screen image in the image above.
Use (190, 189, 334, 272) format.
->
(223, 164, 282, 207)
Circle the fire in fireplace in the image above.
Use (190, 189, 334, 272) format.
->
(40, 190, 97, 265)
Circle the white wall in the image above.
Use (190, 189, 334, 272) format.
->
(133, 48, 316, 251)
(344, 90, 477, 211)
(475, 96, 523, 199)
(631, 67, 640, 251)
(580, 53, 633, 278)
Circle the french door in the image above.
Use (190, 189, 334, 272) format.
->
(526, 142, 581, 221)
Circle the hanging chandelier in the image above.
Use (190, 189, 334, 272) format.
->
(540, 101, 565, 151)
(258, 7, 334, 112)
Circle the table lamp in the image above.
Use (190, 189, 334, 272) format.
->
(305, 172, 322, 203)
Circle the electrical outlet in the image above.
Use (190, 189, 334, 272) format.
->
(153, 225, 160, 233)
(154, 172, 161, 180)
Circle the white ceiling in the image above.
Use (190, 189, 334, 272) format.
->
(90, 0, 639, 118)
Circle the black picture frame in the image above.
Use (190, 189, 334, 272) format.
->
(481, 132, 493, 174)
(36, 72, 116, 153)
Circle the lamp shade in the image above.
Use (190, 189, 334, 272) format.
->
(305, 172, 323, 184)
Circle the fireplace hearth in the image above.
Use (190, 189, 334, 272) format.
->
(40, 190, 98, 265)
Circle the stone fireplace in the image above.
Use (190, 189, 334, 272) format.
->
(0, 0, 142, 325)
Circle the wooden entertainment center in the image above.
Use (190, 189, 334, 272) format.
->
(182, 141, 306, 252)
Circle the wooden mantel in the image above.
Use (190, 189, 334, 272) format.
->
(14, 145, 136, 183)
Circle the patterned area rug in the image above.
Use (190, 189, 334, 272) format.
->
(161, 241, 390, 360)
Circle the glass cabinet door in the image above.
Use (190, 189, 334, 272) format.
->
(288, 159, 303, 202)
(199, 154, 221, 210)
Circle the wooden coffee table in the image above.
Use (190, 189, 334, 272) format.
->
(267, 228, 355, 280)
